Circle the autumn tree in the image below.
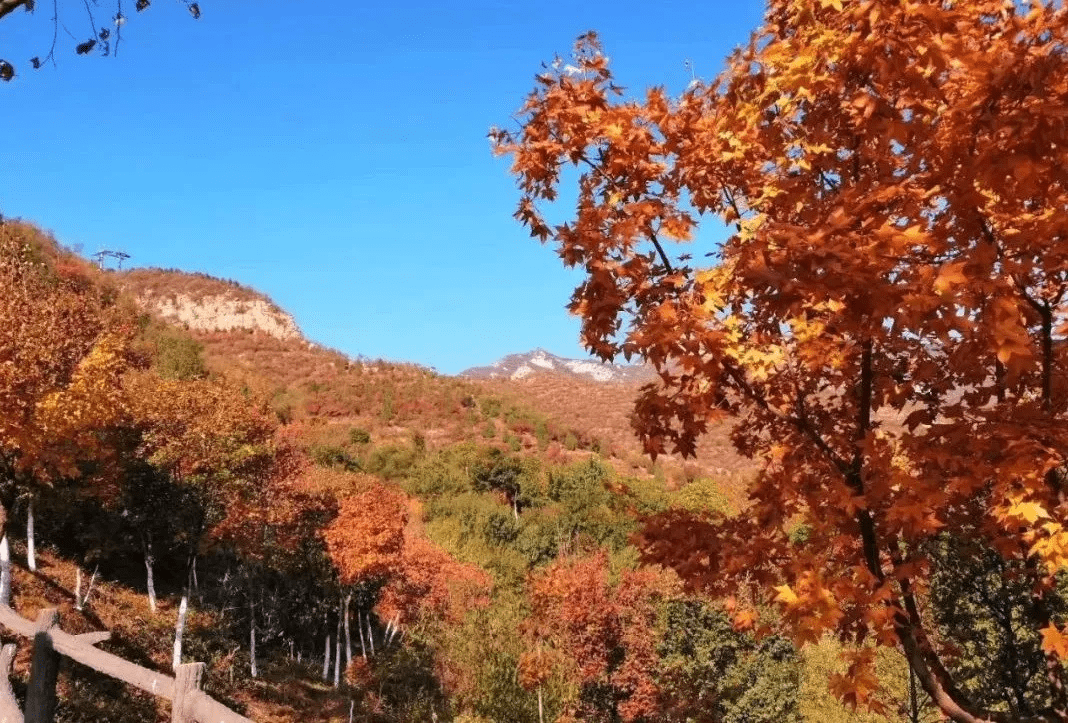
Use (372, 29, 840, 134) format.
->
(324, 476, 408, 589)
(124, 370, 276, 629)
(519, 553, 675, 723)
(0, 221, 136, 603)
(208, 440, 336, 677)
(494, 2, 1068, 721)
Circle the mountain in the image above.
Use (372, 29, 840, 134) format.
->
(461, 348, 653, 384)
(117, 267, 303, 341)
(118, 266, 749, 492)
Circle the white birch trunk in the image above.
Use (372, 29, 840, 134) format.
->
(333, 613, 342, 688)
(0, 534, 11, 607)
(343, 595, 352, 670)
(25, 497, 34, 572)
(366, 612, 375, 656)
(538, 685, 544, 723)
(249, 596, 258, 678)
(75, 565, 97, 610)
(144, 541, 157, 613)
(322, 630, 331, 681)
(386, 614, 400, 647)
(172, 594, 188, 670)
(357, 610, 366, 659)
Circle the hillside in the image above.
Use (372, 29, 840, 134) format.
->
(470, 358, 754, 503)
(0, 220, 947, 723)
(116, 267, 750, 489)
(117, 268, 303, 341)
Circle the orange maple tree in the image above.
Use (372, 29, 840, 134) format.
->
(494, 2, 1068, 721)
(323, 476, 409, 587)
(0, 223, 135, 484)
(0, 222, 136, 583)
(519, 553, 675, 722)
(324, 475, 490, 625)
(375, 533, 491, 629)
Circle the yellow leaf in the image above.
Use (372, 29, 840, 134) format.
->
(1009, 500, 1050, 524)
(774, 584, 798, 605)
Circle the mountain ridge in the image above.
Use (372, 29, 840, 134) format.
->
(461, 347, 653, 384)
(116, 267, 304, 341)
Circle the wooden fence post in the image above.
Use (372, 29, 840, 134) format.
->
(0, 642, 23, 723)
(171, 662, 205, 723)
(24, 609, 59, 723)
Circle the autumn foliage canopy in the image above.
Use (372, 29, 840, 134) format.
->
(494, 1, 1068, 721)
(0, 223, 135, 496)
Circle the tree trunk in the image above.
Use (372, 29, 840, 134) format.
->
(538, 684, 544, 723)
(322, 629, 331, 682)
(333, 613, 342, 688)
(357, 610, 366, 659)
(0, 533, 12, 607)
(75, 566, 97, 611)
(342, 595, 352, 670)
(143, 537, 157, 614)
(249, 596, 257, 679)
(25, 497, 34, 573)
(365, 613, 375, 656)
(172, 594, 188, 671)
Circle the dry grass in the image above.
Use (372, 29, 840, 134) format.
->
(4, 545, 357, 722)
(115, 268, 281, 311)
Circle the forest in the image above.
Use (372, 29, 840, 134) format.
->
(4, 0, 1068, 722)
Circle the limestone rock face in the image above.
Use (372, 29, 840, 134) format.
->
(117, 268, 304, 341)
(145, 292, 302, 340)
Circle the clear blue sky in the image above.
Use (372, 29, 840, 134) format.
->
(1, 0, 764, 375)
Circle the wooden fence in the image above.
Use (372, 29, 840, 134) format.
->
(0, 604, 255, 723)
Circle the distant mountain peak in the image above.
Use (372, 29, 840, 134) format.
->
(461, 349, 651, 384)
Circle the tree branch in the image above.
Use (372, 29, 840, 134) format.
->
(0, 0, 30, 21)
(646, 230, 674, 275)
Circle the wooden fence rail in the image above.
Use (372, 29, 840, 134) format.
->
(0, 604, 255, 723)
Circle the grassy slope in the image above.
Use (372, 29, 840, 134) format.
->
(5, 544, 356, 723)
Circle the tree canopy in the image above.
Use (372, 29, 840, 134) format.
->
(494, 2, 1068, 721)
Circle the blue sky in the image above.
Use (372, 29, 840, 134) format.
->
(0, 0, 764, 375)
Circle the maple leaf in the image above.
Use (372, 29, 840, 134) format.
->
(774, 584, 798, 606)
(933, 261, 968, 295)
(1042, 625, 1068, 661)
